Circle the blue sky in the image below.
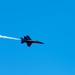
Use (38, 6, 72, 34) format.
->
(0, 0, 75, 75)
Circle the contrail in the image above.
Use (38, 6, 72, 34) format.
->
(0, 35, 20, 40)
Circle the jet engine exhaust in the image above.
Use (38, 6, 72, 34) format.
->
(0, 35, 20, 40)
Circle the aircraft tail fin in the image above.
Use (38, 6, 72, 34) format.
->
(26, 35, 31, 40)
(21, 37, 24, 44)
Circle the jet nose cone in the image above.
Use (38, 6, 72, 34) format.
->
(41, 42, 44, 44)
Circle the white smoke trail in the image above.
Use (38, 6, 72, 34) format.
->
(0, 35, 20, 40)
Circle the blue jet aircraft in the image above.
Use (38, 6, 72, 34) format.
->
(20, 35, 44, 47)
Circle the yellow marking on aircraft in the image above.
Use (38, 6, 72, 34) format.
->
(27, 40, 36, 42)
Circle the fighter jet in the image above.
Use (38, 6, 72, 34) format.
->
(20, 35, 44, 47)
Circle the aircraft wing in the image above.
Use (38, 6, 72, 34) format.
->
(27, 42, 32, 47)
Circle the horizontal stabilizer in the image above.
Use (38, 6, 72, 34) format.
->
(21, 37, 24, 44)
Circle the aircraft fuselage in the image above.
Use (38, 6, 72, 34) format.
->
(21, 35, 44, 47)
